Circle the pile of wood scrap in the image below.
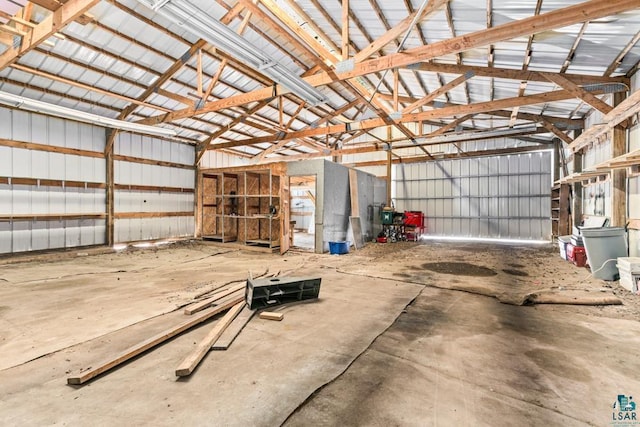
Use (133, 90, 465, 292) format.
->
(67, 281, 255, 385)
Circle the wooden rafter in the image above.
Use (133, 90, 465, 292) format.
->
(0, 0, 100, 70)
(403, 72, 473, 114)
(509, 0, 543, 127)
(543, 73, 613, 115)
(604, 30, 640, 77)
(208, 87, 609, 150)
(540, 118, 574, 145)
(136, 0, 637, 127)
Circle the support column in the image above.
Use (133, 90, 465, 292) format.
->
(611, 91, 627, 227)
(553, 138, 561, 183)
(572, 129, 583, 227)
(105, 132, 115, 246)
(386, 126, 392, 206)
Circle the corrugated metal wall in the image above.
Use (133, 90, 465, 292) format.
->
(0, 108, 106, 253)
(392, 151, 553, 240)
(114, 134, 195, 242)
(0, 107, 199, 253)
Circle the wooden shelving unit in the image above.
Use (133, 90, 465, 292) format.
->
(201, 169, 282, 251)
(551, 183, 571, 238)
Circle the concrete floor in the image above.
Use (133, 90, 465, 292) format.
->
(1, 240, 639, 426)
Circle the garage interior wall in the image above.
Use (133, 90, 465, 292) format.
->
(0, 107, 106, 253)
(113, 133, 195, 243)
(0, 107, 198, 253)
(392, 150, 552, 241)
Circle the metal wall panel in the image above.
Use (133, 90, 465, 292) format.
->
(392, 151, 552, 241)
(0, 107, 107, 254)
(113, 134, 196, 243)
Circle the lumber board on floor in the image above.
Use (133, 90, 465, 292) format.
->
(184, 282, 246, 315)
(212, 306, 255, 350)
(259, 311, 284, 321)
(175, 301, 245, 377)
(66, 295, 245, 385)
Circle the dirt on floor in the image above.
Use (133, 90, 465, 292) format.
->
(1, 239, 639, 426)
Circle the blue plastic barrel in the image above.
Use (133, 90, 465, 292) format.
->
(329, 241, 349, 255)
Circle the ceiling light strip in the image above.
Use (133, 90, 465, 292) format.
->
(0, 90, 177, 137)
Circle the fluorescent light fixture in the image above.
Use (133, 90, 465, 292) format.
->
(136, 0, 326, 106)
(0, 90, 177, 137)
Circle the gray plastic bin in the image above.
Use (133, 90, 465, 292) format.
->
(580, 227, 627, 280)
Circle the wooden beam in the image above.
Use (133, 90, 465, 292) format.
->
(113, 211, 193, 219)
(28, 0, 62, 11)
(540, 119, 574, 145)
(0, 213, 106, 221)
(0, 0, 100, 71)
(0, 138, 103, 158)
(427, 115, 473, 137)
(342, 0, 349, 59)
(106, 141, 114, 246)
(211, 306, 255, 350)
(137, 0, 636, 127)
(348, 145, 548, 168)
(604, 31, 640, 76)
(353, 0, 447, 62)
(403, 72, 473, 114)
(543, 73, 613, 115)
(569, 87, 640, 152)
(611, 91, 626, 227)
(349, 168, 359, 215)
(175, 300, 245, 377)
(112, 154, 195, 170)
(209, 88, 604, 150)
(67, 295, 244, 385)
(183, 284, 245, 315)
(9, 64, 171, 113)
(408, 62, 628, 87)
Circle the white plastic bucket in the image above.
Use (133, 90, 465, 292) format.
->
(580, 227, 627, 280)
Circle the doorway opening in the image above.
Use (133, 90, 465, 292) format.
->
(289, 175, 316, 251)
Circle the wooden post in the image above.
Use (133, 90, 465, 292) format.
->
(553, 138, 561, 183)
(105, 131, 115, 247)
(571, 128, 583, 228)
(611, 91, 627, 227)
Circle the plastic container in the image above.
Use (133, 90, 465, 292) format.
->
(557, 235, 571, 260)
(617, 257, 640, 292)
(329, 241, 349, 255)
(580, 227, 627, 280)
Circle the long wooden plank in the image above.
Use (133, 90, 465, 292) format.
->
(184, 283, 246, 315)
(66, 295, 244, 385)
(211, 306, 255, 350)
(175, 301, 245, 377)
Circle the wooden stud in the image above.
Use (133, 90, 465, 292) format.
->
(67, 294, 245, 385)
(211, 306, 255, 350)
(611, 91, 627, 227)
(175, 301, 245, 377)
(106, 141, 115, 247)
(183, 284, 246, 315)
